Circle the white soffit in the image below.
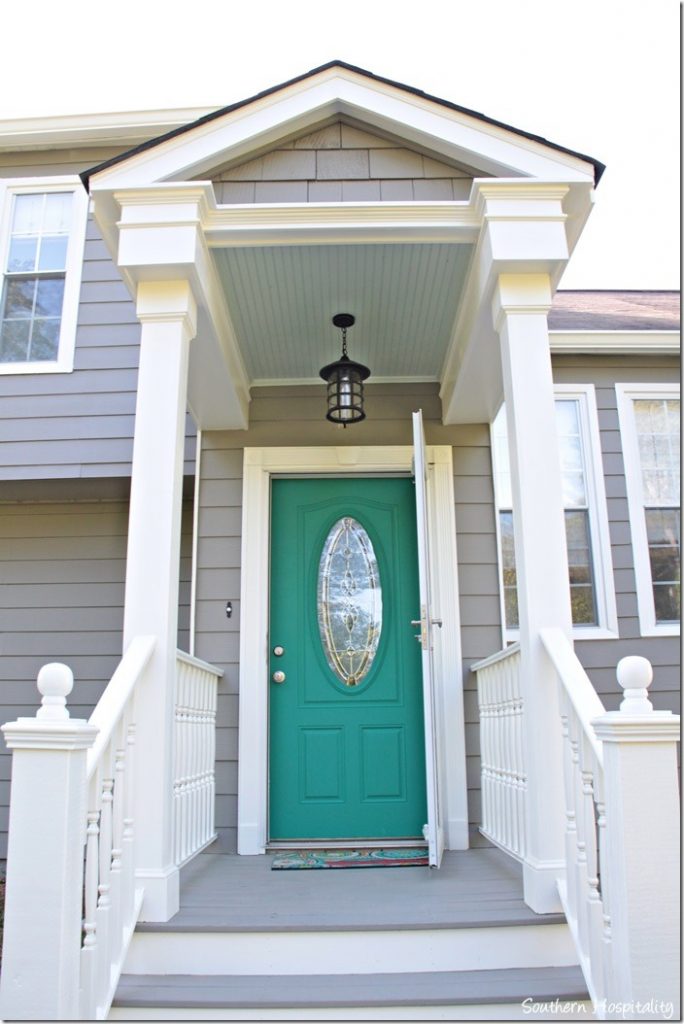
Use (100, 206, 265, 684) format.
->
(214, 242, 473, 382)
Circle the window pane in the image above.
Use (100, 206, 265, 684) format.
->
(7, 235, 38, 272)
(12, 194, 43, 235)
(317, 517, 382, 688)
(35, 277, 65, 317)
(634, 399, 680, 502)
(3, 277, 37, 319)
(565, 509, 597, 625)
(0, 319, 31, 361)
(29, 319, 60, 361)
(38, 235, 69, 272)
(43, 192, 72, 233)
(645, 509, 680, 622)
(499, 511, 519, 628)
(555, 401, 587, 506)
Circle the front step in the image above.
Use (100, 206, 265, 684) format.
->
(111, 966, 592, 1020)
(110, 849, 590, 1019)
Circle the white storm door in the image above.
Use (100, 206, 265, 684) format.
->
(412, 409, 444, 868)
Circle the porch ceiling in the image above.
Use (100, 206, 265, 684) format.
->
(212, 242, 473, 384)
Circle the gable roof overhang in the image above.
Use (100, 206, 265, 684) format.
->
(84, 63, 602, 430)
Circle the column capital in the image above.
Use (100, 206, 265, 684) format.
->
(491, 273, 553, 330)
(136, 279, 198, 339)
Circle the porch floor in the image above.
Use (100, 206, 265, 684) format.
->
(138, 846, 565, 932)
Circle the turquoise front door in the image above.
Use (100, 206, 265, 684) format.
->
(269, 477, 427, 841)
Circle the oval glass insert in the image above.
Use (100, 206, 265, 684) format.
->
(317, 517, 382, 688)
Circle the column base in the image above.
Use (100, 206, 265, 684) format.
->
(446, 816, 470, 850)
(522, 858, 564, 914)
(136, 865, 180, 922)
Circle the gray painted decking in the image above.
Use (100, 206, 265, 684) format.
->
(137, 847, 565, 933)
(114, 966, 589, 1009)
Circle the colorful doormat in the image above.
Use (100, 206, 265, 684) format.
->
(271, 847, 429, 870)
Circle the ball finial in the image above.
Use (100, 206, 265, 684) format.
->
(37, 663, 74, 720)
(616, 655, 653, 714)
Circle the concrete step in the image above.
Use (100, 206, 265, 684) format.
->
(110, 965, 592, 1020)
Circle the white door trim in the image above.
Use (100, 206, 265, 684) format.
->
(236, 445, 469, 854)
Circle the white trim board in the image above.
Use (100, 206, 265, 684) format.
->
(615, 383, 681, 637)
(236, 444, 469, 855)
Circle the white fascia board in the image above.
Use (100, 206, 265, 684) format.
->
(86, 68, 597, 191)
(0, 107, 215, 152)
(550, 331, 680, 354)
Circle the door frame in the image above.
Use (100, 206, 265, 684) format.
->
(236, 445, 469, 854)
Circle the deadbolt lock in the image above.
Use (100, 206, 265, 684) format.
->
(273, 646, 285, 657)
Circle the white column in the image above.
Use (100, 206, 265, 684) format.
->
(0, 664, 98, 1021)
(493, 273, 572, 912)
(124, 279, 197, 922)
(593, 657, 680, 1017)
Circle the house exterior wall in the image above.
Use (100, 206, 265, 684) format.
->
(551, 353, 680, 713)
(0, 212, 196, 481)
(0, 490, 193, 858)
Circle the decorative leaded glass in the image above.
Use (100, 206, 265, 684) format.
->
(317, 517, 382, 687)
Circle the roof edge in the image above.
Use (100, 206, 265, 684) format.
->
(80, 60, 605, 192)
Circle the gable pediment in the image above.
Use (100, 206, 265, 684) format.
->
(83, 63, 601, 193)
(206, 118, 487, 204)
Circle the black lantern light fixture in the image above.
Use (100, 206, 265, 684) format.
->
(319, 313, 370, 426)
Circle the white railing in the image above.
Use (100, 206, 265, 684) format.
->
(0, 636, 155, 1022)
(541, 627, 680, 1018)
(472, 643, 526, 860)
(540, 628, 609, 1006)
(81, 634, 155, 1019)
(173, 650, 222, 865)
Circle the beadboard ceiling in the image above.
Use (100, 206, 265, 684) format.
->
(212, 243, 473, 384)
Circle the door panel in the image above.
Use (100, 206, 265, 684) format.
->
(269, 477, 426, 841)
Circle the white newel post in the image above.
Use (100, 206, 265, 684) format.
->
(493, 273, 572, 912)
(123, 279, 197, 922)
(593, 658, 680, 1018)
(0, 664, 98, 1021)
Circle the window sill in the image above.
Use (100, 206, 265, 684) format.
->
(0, 360, 73, 375)
(638, 623, 680, 638)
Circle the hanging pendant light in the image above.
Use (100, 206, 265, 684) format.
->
(319, 313, 370, 426)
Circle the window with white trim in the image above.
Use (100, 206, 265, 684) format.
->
(0, 179, 88, 374)
(492, 386, 618, 640)
(616, 385, 680, 635)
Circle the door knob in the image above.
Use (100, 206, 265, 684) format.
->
(272, 670, 286, 684)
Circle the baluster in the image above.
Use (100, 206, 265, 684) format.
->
(96, 769, 114, 1010)
(478, 680, 488, 836)
(492, 668, 502, 846)
(583, 746, 606, 1006)
(572, 728, 589, 962)
(192, 670, 201, 851)
(559, 689, 578, 930)
(209, 676, 217, 839)
(173, 697, 182, 865)
(513, 660, 525, 858)
(122, 720, 136, 924)
(80, 807, 100, 1019)
(593, 767, 613, 1002)
(108, 728, 126, 965)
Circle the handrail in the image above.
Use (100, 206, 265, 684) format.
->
(176, 648, 223, 678)
(87, 635, 155, 779)
(471, 641, 520, 673)
(540, 627, 604, 764)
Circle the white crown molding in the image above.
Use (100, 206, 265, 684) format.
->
(549, 331, 680, 354)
